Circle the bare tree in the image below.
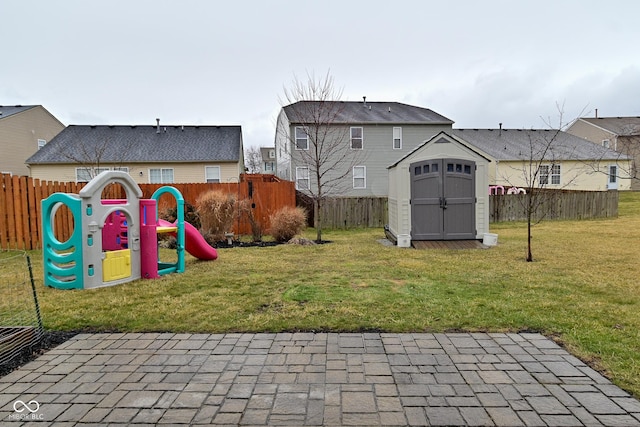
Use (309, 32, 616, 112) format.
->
(55, 135, 134, 181)
(500, 107, 581, 262)
(279, 71, 367, 242)
(244, 145, 263, 174)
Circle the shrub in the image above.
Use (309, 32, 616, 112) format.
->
(269, 206, 307, 242)
(195, 190, 238, 241)
(238, 199, 263, 242)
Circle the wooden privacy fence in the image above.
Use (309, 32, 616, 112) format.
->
(0, 173, 295, 250)
(296, 190, 618, 229)
(489, 190, 619, 222)
(297, 194, 389, 229)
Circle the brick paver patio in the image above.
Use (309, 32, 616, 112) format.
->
(1, 332, 639, 425)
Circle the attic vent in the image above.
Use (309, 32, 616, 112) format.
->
(435, 137, 449, 144)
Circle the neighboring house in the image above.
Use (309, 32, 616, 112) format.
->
(566, 116, 640, 190)
(451, 128, 632, 191)
(26, 122, 245, 184)
(260, 146, 276, 174)
(0, 105, 65, 176)
(275, 100, 454, 197)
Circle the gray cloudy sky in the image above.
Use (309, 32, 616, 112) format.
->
(2, 0, 639, 148)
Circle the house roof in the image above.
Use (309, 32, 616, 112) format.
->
(576, 117, 640, 136)
(388, 131, 491, 168)
(0, 105, 37, 120)
(283, 101, 453, 125)
(451, 128, 628, 162)
(26, 124, 242, 164)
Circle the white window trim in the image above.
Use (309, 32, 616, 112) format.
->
(393, 127, 402, 150)
(350, 127, 363, 150)
(37, 139, 46, 149)
(75, 166, 110, 183)
(295, 166, 310, 190)
(539, 164, 561, 186)
(295, 126, 309, 150)
(205, 165, 221, 183)
(353, 166, 366, 189)
(149, 167, 175, 184)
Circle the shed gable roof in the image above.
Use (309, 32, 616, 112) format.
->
(451, 128, 627, 161)
(283, 101, 453, 125)
(578, 117, 640, 136)
(26, 125, 242, 164)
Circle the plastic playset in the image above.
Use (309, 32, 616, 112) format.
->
(41, 171, 217, 290)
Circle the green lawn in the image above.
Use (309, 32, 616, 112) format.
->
(2, 192, 640, 396)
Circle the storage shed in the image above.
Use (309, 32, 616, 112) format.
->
(387, 131, 490, 246)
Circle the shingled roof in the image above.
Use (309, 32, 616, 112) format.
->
(26, 124, 242, 164)
(0, 105, 37, 120)
(451, 128, 628, 161)
(577, 117, 640, 136)
(283, 101, 453, 125)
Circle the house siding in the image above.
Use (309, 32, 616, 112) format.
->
(29, 162, 242, 184)
(276, 114, 453, 197)
(0, 106, 64, 176)
(492, 159, 632, 191)
(567, 120, 617, 149)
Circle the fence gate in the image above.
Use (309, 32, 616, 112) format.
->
(410, 158, 476, 240)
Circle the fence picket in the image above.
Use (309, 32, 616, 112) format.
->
(0, 173, 296, 249)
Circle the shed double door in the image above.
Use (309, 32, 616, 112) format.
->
(410, 158, 476, 240)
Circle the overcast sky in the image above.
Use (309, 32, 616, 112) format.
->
(2, 0, 639, 148)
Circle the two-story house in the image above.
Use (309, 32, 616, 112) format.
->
(275, 100, 454, 197)
(567, 116, 640, 190)
(260, 146, 276, 174)
(0, 105, 65, 176)
(26, 120, 245, 184)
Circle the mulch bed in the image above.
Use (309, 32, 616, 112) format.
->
(0, 330, 78, 378)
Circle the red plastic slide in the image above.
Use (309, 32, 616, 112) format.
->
(157, 219, 218, 261)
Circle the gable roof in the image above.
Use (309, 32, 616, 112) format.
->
(576, 117, 640, 136)
(283, 101, 453, 125)
(388, 131, 491, 168)
(0, 105, 37, 120)
(26, 125, 242, 164)
(451, 128, 627, 162)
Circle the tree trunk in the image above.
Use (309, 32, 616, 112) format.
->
(314, 198, 322, 243)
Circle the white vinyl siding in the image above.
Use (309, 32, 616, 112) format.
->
(353, 166, 366, 189)
(295, 127, 309, 150)
(150, 168, 174, 184)
(296, 167, 309, 190)
(393, 127, 402, 149)
(205, 166, 221, 183)
(350, 127, 363, 149)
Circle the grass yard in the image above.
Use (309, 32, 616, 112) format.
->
(2, 192, 640, 396)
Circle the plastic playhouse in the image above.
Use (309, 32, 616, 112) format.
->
(42, 171, 217, 290)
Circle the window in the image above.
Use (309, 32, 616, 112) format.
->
(609, 165, 618, 184)
(113, 167, 129, 173)
(551, 164, 561, 185)
(602, 139, 610, 149)
(75, 167, 109, 183)
(264, 162, 273, 172)
(295, 127, 308, 150)
(393, 127, 402, 149)
(350, 127, 363, 149)
(268, 149, 275, 159)
(539, 164, 561, 186)
(37, 139, 46, 149)
(149, 168, 174, 183)
(353, 166, 366, 189)
(205, 166, 221, 183)
(296, 167, 309, 190)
